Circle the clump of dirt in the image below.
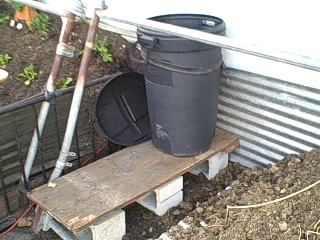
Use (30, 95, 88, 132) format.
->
(168, 149, 320, 240)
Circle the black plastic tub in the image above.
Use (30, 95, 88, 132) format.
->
(96, 72, 150, 146)
(136, 14, 226, 156)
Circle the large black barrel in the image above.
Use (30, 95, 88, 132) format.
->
(136, 14, 225, 156)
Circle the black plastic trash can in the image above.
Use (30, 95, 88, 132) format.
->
(136, 14, 225, 156)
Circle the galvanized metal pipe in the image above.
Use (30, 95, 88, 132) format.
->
(49, 220, 77, 240)
(7, 0, 67, 17)
(10, 0, 85, 18)
(97, 12, 320, 72)
(49, 11, 100, 182)
(12, 1, 320, 71)
(24, 13, 76, 182)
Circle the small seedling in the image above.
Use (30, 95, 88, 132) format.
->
(93, 38, 113, 63)
(78, 49, 84, 57)
(0, 13, 10, 24)
(0, 54, 13, 69)
(29, 13, 51, 36)
(9, 0, 24, 12)
(18, 64, 38, 86)
(58, 77, 73, 89)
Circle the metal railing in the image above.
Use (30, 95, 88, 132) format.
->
(0, 75, 119, 229)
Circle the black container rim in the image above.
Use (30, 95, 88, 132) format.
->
(138, 13, 225, 38)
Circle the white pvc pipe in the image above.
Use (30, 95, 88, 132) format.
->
(97, 12, 320, 72)
(14, 0, 320, 71)
(9, 0, 69, 17)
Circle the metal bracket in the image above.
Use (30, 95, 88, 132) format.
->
(56, 43, 76, 58)
(60, 151, 76, 158)
(41, 211, 53, 231)
(39, 210, 77, 240)
(56, 151, 76, 168)
(44, 88, 63, 103)
(56, 160, 73, 168)
(65, 162, 73, 167)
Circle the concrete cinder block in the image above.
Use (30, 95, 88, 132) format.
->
(155, 176, 183, 203)
(88, 209, 126, 240)
(137, 177, 183, 216)
(138, 190, 183, 216)
(190, 152, 229, 180)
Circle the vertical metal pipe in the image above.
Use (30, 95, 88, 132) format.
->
(49, 11, 100, 181)
(74, 123, 81, 167)
(24, 13, 76, 182)
(53, 103, 62, 150)
(32, 105, 47, 182)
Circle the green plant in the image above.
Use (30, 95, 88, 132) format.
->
(0, 13, 10, 24)
(78, 49, 84, 57)
(58, 77, 73, 89)
(29, 14, 51, 36)
(93, 38, 113, 63)
(18, 64, 38, 86)
(9, 0, 24, 11)
(0, 54, 13, 69)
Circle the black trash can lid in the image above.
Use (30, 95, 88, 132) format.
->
(96, 72, 150, 146)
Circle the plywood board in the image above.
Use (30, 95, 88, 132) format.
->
(28, 128, 239, 232)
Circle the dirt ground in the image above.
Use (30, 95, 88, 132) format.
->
(167, 149, 320, 240)
(0, 1, 132, 107)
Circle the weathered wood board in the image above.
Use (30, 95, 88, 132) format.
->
(28, 128, 239, 232)
(0, 93, 95, 219)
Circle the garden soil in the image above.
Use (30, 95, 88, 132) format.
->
(166, 149, 320, 240)
(0, 1, 132, 107)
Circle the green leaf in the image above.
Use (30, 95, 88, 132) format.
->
(0, 13, 10, 24)
(8, 0, 24, 11)
(18, 64, 38, 86)
(93, 37, 113, 63)
(58, 77, 73, 89)
(64, 77, 73, 85)
(0, 54, 13, 69)
(29, 14, 51, 36)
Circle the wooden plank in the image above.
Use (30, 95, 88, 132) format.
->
(28, 128, 239, 232)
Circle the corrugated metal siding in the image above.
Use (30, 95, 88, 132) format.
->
(217, 69, 320, 168)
